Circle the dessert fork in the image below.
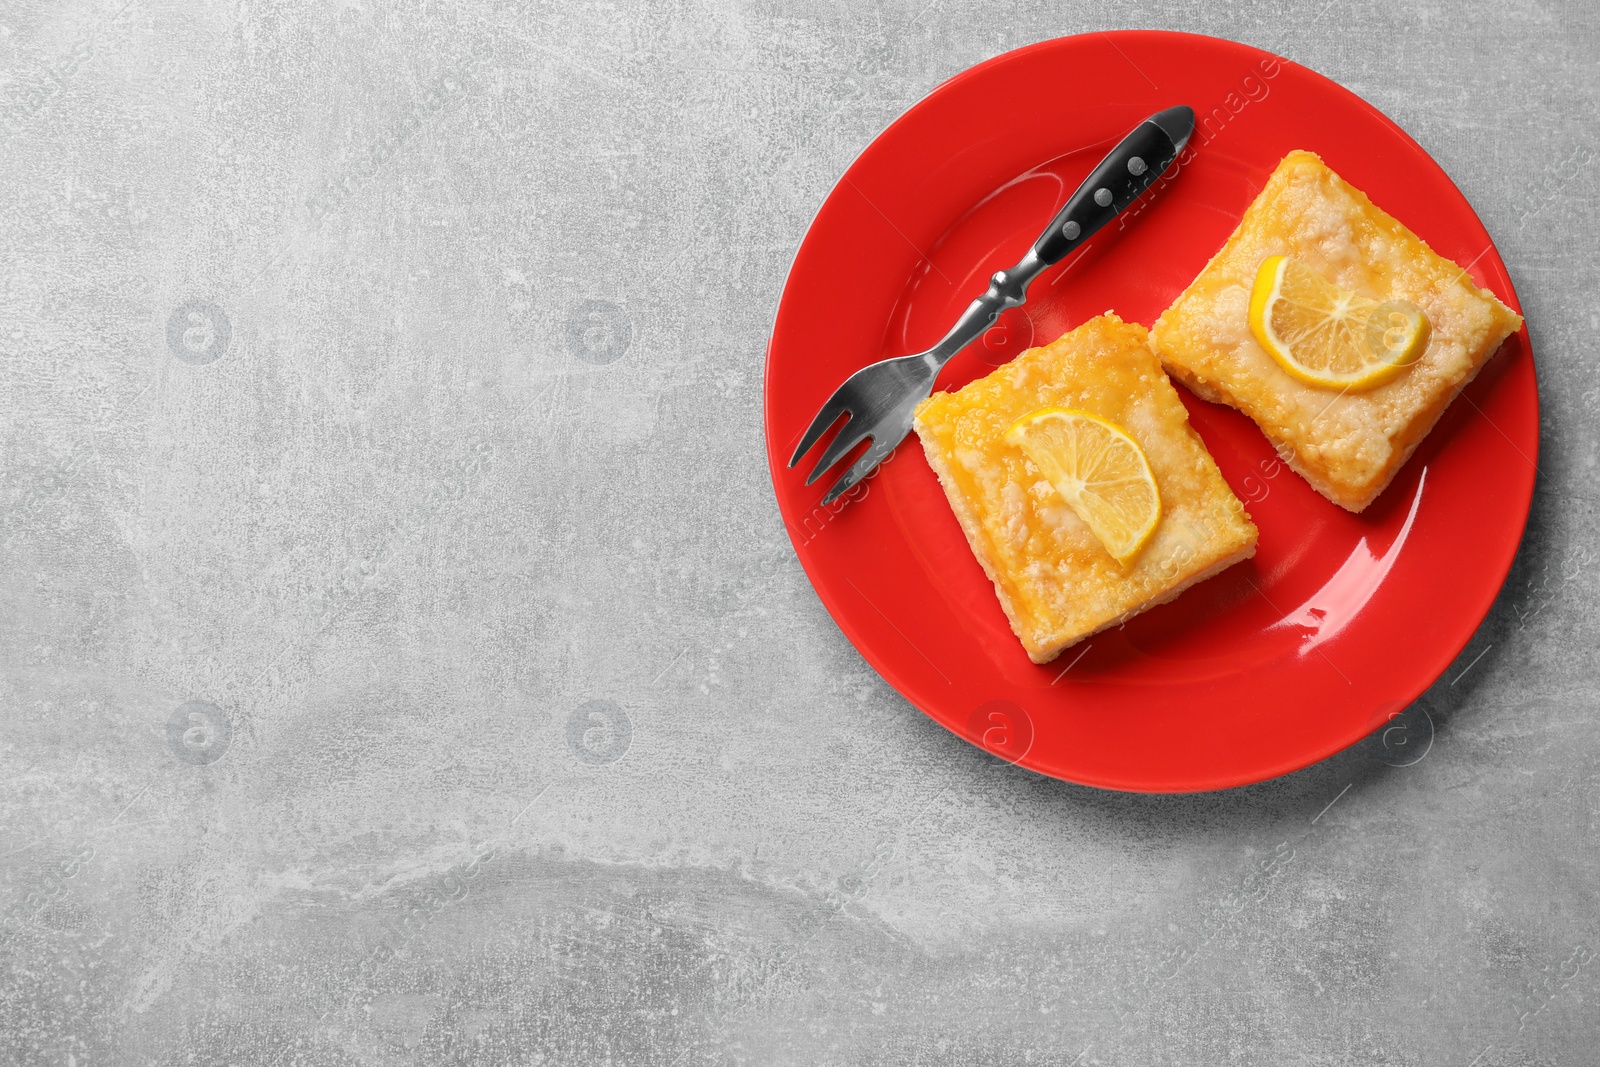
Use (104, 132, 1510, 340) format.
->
(789, 105, 1196, 505)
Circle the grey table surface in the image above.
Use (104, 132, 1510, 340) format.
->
(2, 0, 1596, 1064)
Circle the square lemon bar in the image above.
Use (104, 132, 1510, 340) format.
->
(913, 314, 1258, 664)
(1151, 150, 1523, 512)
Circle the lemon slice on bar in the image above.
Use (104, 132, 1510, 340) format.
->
(1004, 408, 1161, 565)
(1248, 255, 1431, 390)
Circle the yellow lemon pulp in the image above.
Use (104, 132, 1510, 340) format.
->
(1003, 408, 1161, 566)
(1248, 255, 1431, 390)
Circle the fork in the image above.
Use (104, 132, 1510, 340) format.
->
(789, 105, 1197, 505)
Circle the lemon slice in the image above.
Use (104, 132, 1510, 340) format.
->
(1004, 408, 1161, 565)
(1248, 255, 1430, 390)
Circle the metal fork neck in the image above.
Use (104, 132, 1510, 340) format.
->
(988, 248, 1050, 309)
(928, 248, 1049, 368)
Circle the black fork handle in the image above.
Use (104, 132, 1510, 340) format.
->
(1032, 105, 1193, 265)
(925, 105, 1195, 366)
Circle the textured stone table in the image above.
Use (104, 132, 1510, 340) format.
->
(2, 1, 1595, 1064)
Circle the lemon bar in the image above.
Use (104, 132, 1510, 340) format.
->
(912, 314, 1258, 664)
(1151, 150, 1523, 512)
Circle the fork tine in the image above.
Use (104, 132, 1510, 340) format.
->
(788, 391, 851, 468)
(804, 415, 873, 486)
(820, 439, 893, 506)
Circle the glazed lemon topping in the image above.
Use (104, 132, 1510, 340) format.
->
(1003, 408, 1161, 565)
(1152, 151, 1522, 511)
(1248, 255, 1430, 390)
(911, 314, 1258, 663)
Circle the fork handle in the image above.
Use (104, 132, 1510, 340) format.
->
(927, 106, 1193, 366)
(1032, 106, 1192, 265)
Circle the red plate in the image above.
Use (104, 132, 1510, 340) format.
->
(764, 31, 1536, 792)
